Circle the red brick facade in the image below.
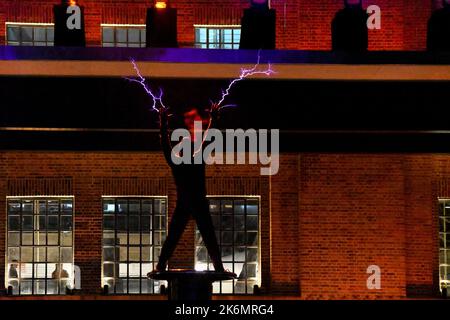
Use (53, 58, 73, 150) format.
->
(0, 152, 446, 299)
(0, 0, 447, 301)
(0, 0, 440, 50)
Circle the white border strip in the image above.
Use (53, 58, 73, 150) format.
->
(101, 24, 146, 28)
(6, 22, 54, 26)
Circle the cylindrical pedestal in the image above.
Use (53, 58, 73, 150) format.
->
(149, 270, 236, 301)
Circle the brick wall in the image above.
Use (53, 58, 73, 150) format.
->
(0, 151, 447, 299)
(299, 154, 407, 299)
(0, 0, 438, 50)
(0, 151, 282, 296)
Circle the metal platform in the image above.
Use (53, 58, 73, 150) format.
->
(149, 269, 237, 301)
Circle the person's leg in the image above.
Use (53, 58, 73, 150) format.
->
(192, 199, 224, 272)
(156, 204, 190, 271)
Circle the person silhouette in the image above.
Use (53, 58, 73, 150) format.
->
(427, 0, 450, 51)
(332, 0, 368, 52)
(52, 264, 69, 279)
(9, 261, 18, 279)
(155, 103, 225, 273)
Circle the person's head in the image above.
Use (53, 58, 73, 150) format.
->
(182, 106, 209, 141)
(251, 0, 269, 9)
(345, 0, 362, 7)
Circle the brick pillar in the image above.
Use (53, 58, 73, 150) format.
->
(74, 175, 103, 295)
(84, 0, 102, 46)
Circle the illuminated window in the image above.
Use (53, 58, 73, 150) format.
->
(102, 197, 167, 294)
(195, 197, 260, 294)
(439, 200, 450, 296)
(6, 197, 74, 295)
(194, 25, 241, 49)
(101, 25, 146, 48)
(6, 23, 54, 46)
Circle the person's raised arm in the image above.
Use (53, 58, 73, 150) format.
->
(159, 108, 173, 165)
(208, 103, 220, 129)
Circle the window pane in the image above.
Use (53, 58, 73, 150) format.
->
(8, 232, 20, 246)
(223, 29, 232, 43)
(103, 199, 115, 213)
(8, 216, 20, 231)
(117, 233, 128, 245)
(61, 216, 72, 231)
(48, 216, 59, 231)
(197, 197, 260, 294)
(7, 198, 74, 296)
(48, 232, 59, 245)
(22, 215, 33, 231)
(48, 201, 59, 214)
(34, 264, 46, 278)
(8, 201, 21, 213)
(116, 28, 127, 43)
(142, 200, 152, 215)
(102, 197, 167, 295)
(129, 216, 139, 232)
(23, 200, 35, 211)
(119, 247, 128, 262)
(21, 247, 33, 262)
(47, 28, 54, 42)
(117, 200, 128, 214)
(141, 216, 151, 231)
(61, 247, 72, 263)
(247, 215, 258, 231)
(103, 231, 115, 246)
(34, 28, 46, 41)
(34, 248, 46, 262)
(61, 200, 73, 214)
(22, 232, 33, 245)
(247, 248, 258, 263)
(117, 216, 127, 231)
(128, 29, 140, 43)
(142, 246, 152, 261)
(103, 263, 114, 277)
(102, 27, 114, 43)
(47, 247, 59, 262)
(7, 26, 20, 42)
(20, 280, 32, 295)
(104, 215, 115, 230)
(129, 233, 140, 245)
(61, 231, 72, 246)
(8, 247, 20, 262)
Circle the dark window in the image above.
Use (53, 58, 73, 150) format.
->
(439, 200, 450, 295)
(6, 198, 74, 296)
(194, 26, 241, 49)
(102, 197, 167, 294)
(6, 24, 54, 46)
(102, 26, 146, 48)
(195, 197, 260, 294)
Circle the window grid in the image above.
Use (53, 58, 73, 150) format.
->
(6, 197, 74, 296)
(195, 197, 260, 295)
(101, 26, 146, 48)
(6, 24, 54, 46)
(102, 197, 167, 294)
(439, 200, 450, 292)
(194, 26, 241, 50)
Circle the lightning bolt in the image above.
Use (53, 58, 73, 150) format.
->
(126, 52, 274, 156)
(215, 49, 275, 109)
(125, 59, 167, 113)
